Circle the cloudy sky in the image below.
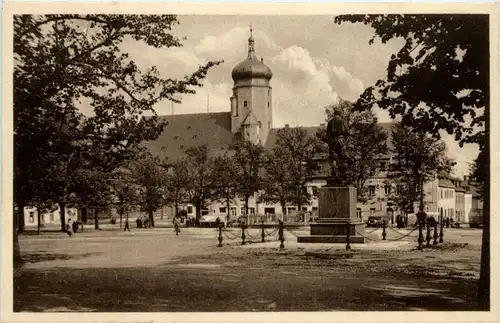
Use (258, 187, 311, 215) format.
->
(120, 15, 479, 178)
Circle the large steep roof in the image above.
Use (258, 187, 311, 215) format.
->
(144, 114, 397, 162)
(142, 112, 236, 161)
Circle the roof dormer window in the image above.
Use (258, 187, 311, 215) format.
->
(173, 135, 179, 140)
(244, 101, 248, 107)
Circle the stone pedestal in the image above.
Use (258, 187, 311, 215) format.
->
(298, 186, 365, 243)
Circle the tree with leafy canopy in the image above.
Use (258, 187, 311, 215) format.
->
(271, 126, 321, 212)
(14, 14, 220, 225)
(184, 145, 215, 222)
(387, 122, 454, 223)
(110, 167, 140, 229)
(163, 158, 191, 218)
(334, 14, 489, 309)
(131, 153, 166, 228)
(231, 140, 265, 216)
(316, 98, 388, 203)
(13, 15, 220, 262)
(211, 154, 239, 222)
(260, 151, 294, 215)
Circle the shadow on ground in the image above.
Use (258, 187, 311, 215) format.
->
(23, 252, 103, 264)
(14, 263, 478, 312)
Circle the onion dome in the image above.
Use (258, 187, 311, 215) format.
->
(231, 27, 273, 81)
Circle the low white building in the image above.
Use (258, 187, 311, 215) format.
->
(23, 205, 79, 227)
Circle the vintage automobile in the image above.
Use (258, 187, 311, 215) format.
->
(199, 214, 227, 228)
(366, 216, 383, 228)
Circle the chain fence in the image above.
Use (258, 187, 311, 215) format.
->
(216, 219, 445, 250)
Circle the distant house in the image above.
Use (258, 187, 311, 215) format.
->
(22, 205, 79, 227)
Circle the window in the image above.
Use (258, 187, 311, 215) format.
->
(230, 207, 237, 216)
(192, 135, 197, 139)
(187, 125, 191, 130)
(201, 208, 209, 216)
(369, 208, 375, 216)
(219, 207, 227, 213)
(264, 207, 275, 215)
(244, 101, 248, 107)
(268, 102, 270, 108)
(248, 207, 255, 215)
(357, 208, 362, 218)
(441, 190, 443, 199)
(380, 162, 386, 171)
(369, 186, 376, 195)
(312, 207, 318, 212)
(268, 121, 271, 129)
(384, 185, 392, 195)
(50, 213, 54, 221)
(302, 207, 308, 211)
(287, 207, 297, 214)
(258, 121, 261, 128)
(187, 206, 193, 214)
(312, 187, 319, 196)
(29, 211, 35, 223)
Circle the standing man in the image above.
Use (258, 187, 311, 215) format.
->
(173, 215, 181, 236)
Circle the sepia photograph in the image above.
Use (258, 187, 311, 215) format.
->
(2, 2, 498, 322)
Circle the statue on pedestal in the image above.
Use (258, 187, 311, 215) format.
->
(326, 109, 353, 187)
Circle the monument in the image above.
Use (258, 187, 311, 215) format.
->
(298, 109, 365, 243)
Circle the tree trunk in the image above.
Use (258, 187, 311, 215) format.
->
(244, 196, 249, 216)
(148, 209, 154, 228)
(297, 187, 302, 211)
(60, 202, 66, 232)
(37, 208, 41, 235)
(17, 202, 25, 234)
(13, 224, 22, 268)
(419, 178, 425, 212)
(119, 211, 123, 229)
(195, 200, 202, 222)
(82, 207, 88, 224)
(175, 202, 179, 217)
(94, 209, 100, 230)
(478, 181, 490, 310)
(226, 198, 231, 221)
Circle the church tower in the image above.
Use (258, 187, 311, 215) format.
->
(230, 27, 273, 145)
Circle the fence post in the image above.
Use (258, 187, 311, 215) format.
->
(426, 222, 431, 247)
(382, 220, 387, 241)
(345, 221, 351, 250)
(439, 217, 444, 243)
(241, 223, 246, 245)
(218, 224, 223, 247)
(417, 221, 424, 250)
(279, 220, 285, 249)
(433, 222, 438, 245)
(261, 220, 265, 243)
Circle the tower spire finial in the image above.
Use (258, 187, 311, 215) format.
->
(248, 24, 255, 58)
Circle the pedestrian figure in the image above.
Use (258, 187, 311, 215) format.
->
(72, 220, 78, 233)
(66, 219, 73, 237)
(124, 219, 130, 231)
(445, 217, 450, 228)
(173, 216, 181, 235)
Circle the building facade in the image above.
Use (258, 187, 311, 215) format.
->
(144, 29, 480, 224)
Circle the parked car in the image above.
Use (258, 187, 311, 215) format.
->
(366, 216, 383, 228)
(199, 214, 227, 228)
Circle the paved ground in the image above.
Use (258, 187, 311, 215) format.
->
(14, 226, 482, 312)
